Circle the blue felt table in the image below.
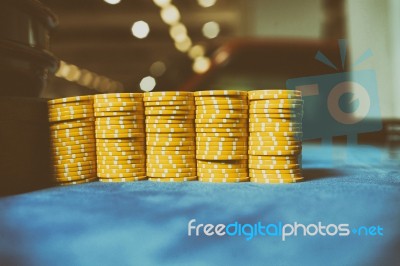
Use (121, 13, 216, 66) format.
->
(0, 144, 399, 266)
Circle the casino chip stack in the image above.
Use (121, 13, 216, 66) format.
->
(144, 92, 197, 182)
(248, 90, 304, 184)
(194, 90, 249, 183)
(94, 93, 146, 182)
(48, 96, 97, 186)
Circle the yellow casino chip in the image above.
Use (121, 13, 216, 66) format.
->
(251, 99, 303, 105)
(146, 145, 195, 151)
(248, 90, 301, 100)
(196, 114, 248, 119)
(195, 118, 247, 124)
(143, 95, 193, 102)
(198, 177, 249, 183)
(197, 167, 247, 174)
(248, 149, 301, 156)
(98, 171, 146, 178)
(95, 93, 143, 99)
(96, 150, 144, 157)
(147, 154, 195, 159)
(196, 141, 247, 147)
(196, 150, 247, 156)
(249, 168, 301, 174)
(95, 133, 144, 139)
(48, 101, 92, 110)
(147, 167, 196, 173)
(196, 109, 246, 115)
(196, 132, 248, 137)
(145, 118, 193, 124)
(249, 108, 301, 114)
(50, 120, 94, 130)
(97, 159, 145, 166)
(53, 152, 96, 160)
(146, 159, 196, 165)
(248, 163, 300, 170)
(146, 105, 195, 111)
(98, 167, 148, 174)
(249, 140, 301, 146)
(97, 163, 145, 170)
(144, 100, 194, 106)
(146, 140, 195, 147)
(147, 171, 196, 178)
(196, 145, 247, 151)
(249, 145, 301, 152)
(196, 136, 247, 142)
(58, 177, 97, 186)
(94, 101, 142, 108)
(146, 123, 194, 129)
(197, 161, 247, 170)
(250, 131, 302, 137)
(146, 133, 195, 138)
(148, 177, 197, 182)
(248, 159, 299, 166)
(250, 103, 302, 109)
(197, 171, 249, 178)
(95, 111, 144, 117)
(249, 172, 303, 179)
(250, 177, 303, 184)
(196, 104, 248, 110)
(146, 150, 194, 156)
(249, 117, 302, 123)
(49, 113, 94, 122)
(48, 106, 93, 115)
(195, 99, 247, 106)
(51, 135, 95, 143)
(99, 177, 147, 183)
(95, 124, 144, 131)
(196, 154, 247, 160)
(48, 109, 94, 117)
(145, 127, 194, 134)
(56, 174, 97, 183)
(96, 128, 144, 134)
(94, 106, 143, 112)
(146, 162, 195, 169)
(194, 90, 247, 97)
(249, 122, 302, 127)
(195, 127, 247, 134)
(96, 116, 144, 122)
(145, 91, 193, 97)
(48, 95, 93, 105)
(195, 122, 247, 128)
(145, 110, 194, 116)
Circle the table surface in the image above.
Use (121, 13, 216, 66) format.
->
(0, 144, 399, 266)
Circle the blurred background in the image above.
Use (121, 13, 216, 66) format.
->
(36, 0, 399, 119)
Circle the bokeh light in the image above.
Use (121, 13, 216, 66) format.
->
(104, 0, 121, 5)
(150, 61, 167, 77)
(188, 45, 206, 59)
(131, 21, 150, 39)
(160, 5, 180, 25)
(202, 21, 220, 39)
(197, 0, 217, 8)
(192, 56, 211, 73)
(140, 76, 156, 91)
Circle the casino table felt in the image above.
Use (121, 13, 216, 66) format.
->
(0, 144, 399, 265)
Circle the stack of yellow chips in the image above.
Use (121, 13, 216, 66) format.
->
(248, 90, 304, 184)
(194, 90, 249, 183)
(94, 93, 146, 183)
(144, 92, 197, 182)
(48, 96, 97, 186)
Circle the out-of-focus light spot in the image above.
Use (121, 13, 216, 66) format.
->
(169, 23, 187, 42)
(193, 56, 211, 73)
(140, 76, 156, 92)
(150, 61, 166, 77)
(174, 37, 192, 52)
(197, 0, 217, 8)
(188, 45, 206, 59)
(78, 69, 93, 87)
(56, 61, 68, 78)
(153, 0, 170, 8)
(131, 21, 150, 39)
(202, 21, 220, 39)
(92, 74, 101, 90)
(215, 50, 229, 65)
(104, 0, 121, 5)
(65, 65, 80, 82)
(160, 5, 180, 25)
